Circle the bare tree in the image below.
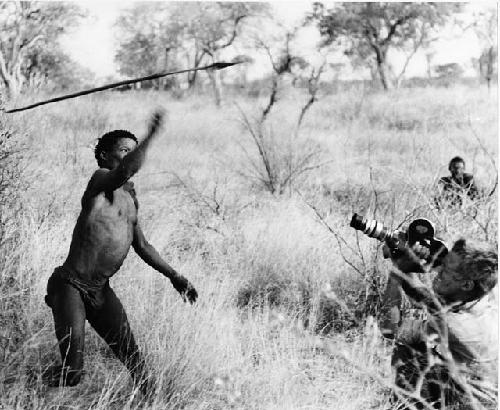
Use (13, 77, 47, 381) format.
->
(115, 3, 180, 90)
(308, 2, 462, 90)
(234, 24, 328, 195)
(296, 59, 326, 131)
(0, 1, 83, 97)
(471, 7, 497, 89)
(252, 25, 309, 119)
(394, 19, 434, 88)
(179, 2, 268, 105)
(115, 2, 269, 103)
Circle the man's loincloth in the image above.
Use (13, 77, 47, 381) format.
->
(45, 266, 109, 310)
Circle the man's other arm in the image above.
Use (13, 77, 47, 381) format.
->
(132, 222, 198, 303)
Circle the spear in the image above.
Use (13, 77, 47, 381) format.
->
(4, 61, 243, 114)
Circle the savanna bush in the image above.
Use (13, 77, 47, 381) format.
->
(0, 111, 31, 382)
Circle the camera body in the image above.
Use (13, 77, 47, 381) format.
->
(350, 213, 448, 267)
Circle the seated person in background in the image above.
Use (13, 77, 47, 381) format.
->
(435, 156, 479, 209)
(381, 237, 497, 409)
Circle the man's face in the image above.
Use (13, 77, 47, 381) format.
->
(449, 161, 465, 179)
(432, 251, 473, 302)
(100, 137, 137, 170)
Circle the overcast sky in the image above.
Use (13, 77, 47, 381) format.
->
(60, 1, 496, 80)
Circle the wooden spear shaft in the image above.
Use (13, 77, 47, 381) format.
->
(4, 61, 242, 114)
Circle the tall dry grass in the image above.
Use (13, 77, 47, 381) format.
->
(0, 84, 497, 409)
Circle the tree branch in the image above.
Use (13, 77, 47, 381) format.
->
(382, 15, 410, 46)
(395, 23, 427, 86)
(217, 14, 247, 50)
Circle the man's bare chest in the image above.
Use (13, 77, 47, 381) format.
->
(90, 188, 138, 225)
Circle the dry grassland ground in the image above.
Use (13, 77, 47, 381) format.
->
(0, 84, 497, 409)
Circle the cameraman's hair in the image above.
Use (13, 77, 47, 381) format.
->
(95, 130, 138, 166)
(451, 238, 497, 301)
(448, 156, 465, 171)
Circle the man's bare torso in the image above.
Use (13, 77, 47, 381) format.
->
(62, 178, 138, 285)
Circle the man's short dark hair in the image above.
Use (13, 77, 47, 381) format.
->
(94, 130, 138, 166)
(448, 156, 465, 171)
(450, 238, 498, 301)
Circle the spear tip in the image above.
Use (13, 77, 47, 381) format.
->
(211, 60, 247, 70)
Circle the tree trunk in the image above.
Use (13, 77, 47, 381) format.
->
(374, 46, 392, 90)
(377, 60, 392, 91)
(207, 67, 222, 106)
(0, 59, 21, 98)
(238, 65, 248, 88)
(486, 46, 495, 91)
(187, 71, 197, 89)
(1, 75, 21, 99)
(426, 56, 432, 79)
(186, 48, 206, 90)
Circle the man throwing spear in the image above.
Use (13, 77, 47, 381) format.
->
(44, 110, 197, 392)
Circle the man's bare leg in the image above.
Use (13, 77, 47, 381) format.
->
(86, 285, 151, 394)
(46, 283, 86, 386)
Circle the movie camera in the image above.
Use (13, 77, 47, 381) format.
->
(350, 213, 448, 267)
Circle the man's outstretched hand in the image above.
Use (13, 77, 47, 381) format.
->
(170, 275, 198, 304)
(147, 108, 166, 137)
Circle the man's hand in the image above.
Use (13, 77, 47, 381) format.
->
(132, 223, 197, 304)
(170, 275, 198, 304)
(147, 109, 165, 137)
(383, 239, 430, 274)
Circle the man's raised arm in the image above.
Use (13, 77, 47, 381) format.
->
(89, 110, 164, 195)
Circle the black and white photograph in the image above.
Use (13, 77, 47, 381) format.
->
(0, 1, 498, 409)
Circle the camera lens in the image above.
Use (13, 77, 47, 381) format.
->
(350, 213, 393, 242)
(350, 213, 366, 231)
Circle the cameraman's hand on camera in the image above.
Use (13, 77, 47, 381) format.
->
(383, 236, 430, 274)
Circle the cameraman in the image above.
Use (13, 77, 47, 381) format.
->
(382, 238, 498, 409)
